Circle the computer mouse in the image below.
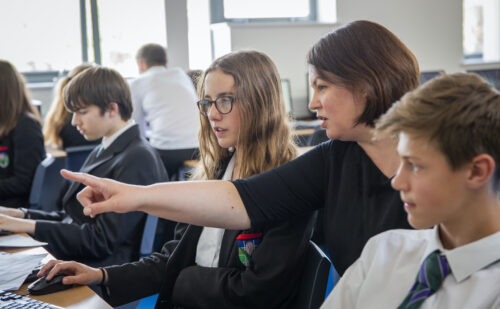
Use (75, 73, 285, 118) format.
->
(27, 274, 72, 295)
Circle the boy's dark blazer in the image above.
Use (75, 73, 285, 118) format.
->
(104, 158, 314, 309)
(27, 124, 168, 267)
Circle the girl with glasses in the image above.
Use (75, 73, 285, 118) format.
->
(41, 50, 313, 308)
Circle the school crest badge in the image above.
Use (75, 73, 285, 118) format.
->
(0, 146, 9, 168)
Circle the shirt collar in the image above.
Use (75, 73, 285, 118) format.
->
(221, 153, 236, 181)
(101, 120, 135, 150)
(144, 66, 166, 74)
(428, 226, 500, 282)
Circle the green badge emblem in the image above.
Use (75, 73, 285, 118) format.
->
(0, 151, 9, 168)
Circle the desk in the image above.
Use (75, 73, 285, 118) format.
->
(294, 128, 315, 137)
(3, 235, 111, 309)
(46, 147, 67, 159)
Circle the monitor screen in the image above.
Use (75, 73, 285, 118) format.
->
(467, 68, 500, 90)
(420, 71, 443, 84)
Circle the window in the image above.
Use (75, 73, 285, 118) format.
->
(211, 0, 317, 23)
(224, 0, 310, 19)
(0, 0, 166, 80)
(97, 0, 166, 77)
(463, 0, 500, 62)
(0, 0, 81, 75)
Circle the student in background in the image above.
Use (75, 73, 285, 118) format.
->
(41, 50, 313, 309)
(43, 64, 101, 149)
(0, 66, 167, 267)
(0, 60, 45, 208)
(59, 20, 419, 277)
(322, 73, 500, 308)
(131, 43, 199, 180)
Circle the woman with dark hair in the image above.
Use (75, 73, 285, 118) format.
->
(0, 60, 45, 207)
(59, 20, 420, 276)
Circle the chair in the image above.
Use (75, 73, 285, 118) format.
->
(292, 240, 332, 309)
(307, 128, 328, 146)
(65, 144, 97, 172)
(140, 214, 159, 257)
(114, 215, 160, 309)
(29, 154, 66, 211)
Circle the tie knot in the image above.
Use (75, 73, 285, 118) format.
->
(397, 250, 452, 309)
(417, 250, 451, 290)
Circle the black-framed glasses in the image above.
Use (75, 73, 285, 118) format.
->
(197, 96, 235, 116)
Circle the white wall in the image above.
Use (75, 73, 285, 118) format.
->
(214, 22, 336, 118)
(336, 0, 463, 74)
(211, 0, 464, 118)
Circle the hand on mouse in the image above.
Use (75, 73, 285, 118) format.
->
(38, 259, 104, 286)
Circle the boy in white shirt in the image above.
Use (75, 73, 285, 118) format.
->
(322, 73, 500, 309)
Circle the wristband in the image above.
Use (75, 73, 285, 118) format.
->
(19, 208, 30, 219)
(99, 268, 107, 285)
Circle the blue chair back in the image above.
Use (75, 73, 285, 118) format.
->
(65, 144, 97, 171)
(140, 214, 159, 257)
(292, 240, 332, 309)
(29, 154, 66, 211)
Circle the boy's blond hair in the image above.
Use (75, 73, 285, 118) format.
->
(376, 73, 500, 182)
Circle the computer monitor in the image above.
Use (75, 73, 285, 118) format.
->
(420, 71, 443, 84)
(466, 68, 500, 90)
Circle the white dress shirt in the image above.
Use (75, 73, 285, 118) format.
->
(195, 155, 236, 267)
(129, 66, 199, 150)
(101, 120, 135, 150)
(322, 227, 500, 309)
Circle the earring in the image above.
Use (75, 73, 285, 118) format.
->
(228, 146, 235, 152)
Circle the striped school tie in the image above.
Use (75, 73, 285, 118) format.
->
(397, 250, 451, 309)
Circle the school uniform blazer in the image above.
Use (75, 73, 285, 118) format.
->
(0, 114, 45, 207)
(104, 159, 314, 309)
(27, 125, 168, 267)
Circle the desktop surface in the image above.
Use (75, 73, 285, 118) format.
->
(2, 236, 111, 309)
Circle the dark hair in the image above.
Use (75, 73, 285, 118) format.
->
(0, 60, 41, 137)
(136, 43, 167, 67)
(307, 20, 420, 126)
(63, 66, 133, 120)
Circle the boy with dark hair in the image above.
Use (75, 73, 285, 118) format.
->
(322, 73, 500, 308)
(0, 66, 167, 267)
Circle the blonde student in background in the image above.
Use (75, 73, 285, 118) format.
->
(322, 73, 500, 308)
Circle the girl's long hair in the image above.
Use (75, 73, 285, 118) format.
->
(192, 50, 297, 180)
(43, 64, 93, 147)
(0, 60, 41, 137)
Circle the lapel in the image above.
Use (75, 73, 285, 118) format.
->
(62, 125, 141, 204)
(218, 229, 239, 266)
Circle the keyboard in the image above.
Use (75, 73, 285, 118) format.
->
(0, 290, 62, 308)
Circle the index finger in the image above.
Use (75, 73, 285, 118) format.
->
(38, 260, 60, 278)
(60, 170, 104, 189)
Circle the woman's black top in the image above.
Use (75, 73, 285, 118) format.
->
(233, 140, 411, 275)
(0, 114, 45, 207)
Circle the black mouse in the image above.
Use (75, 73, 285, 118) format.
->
(27, 274, 72, 295)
